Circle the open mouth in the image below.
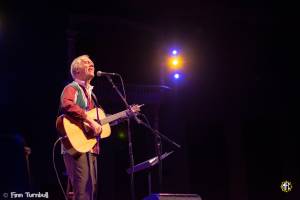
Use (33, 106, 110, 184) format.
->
(88, 67, 94, 72)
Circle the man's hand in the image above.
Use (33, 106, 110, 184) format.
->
(86, 115, 102, 136)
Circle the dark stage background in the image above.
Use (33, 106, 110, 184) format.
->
(0, 1, 296, 200)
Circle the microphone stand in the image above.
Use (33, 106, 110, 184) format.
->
(105, 75, 136, 200)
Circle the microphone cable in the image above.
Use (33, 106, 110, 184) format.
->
(52, 137, 68, 200)
(116, 73, 127, 100)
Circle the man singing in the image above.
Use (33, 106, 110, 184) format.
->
(58, 55, 102, 200)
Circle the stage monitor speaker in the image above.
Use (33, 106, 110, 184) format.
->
(143, 193, 202, 200)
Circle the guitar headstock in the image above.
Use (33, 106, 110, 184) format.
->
(129, 104, 143, 113)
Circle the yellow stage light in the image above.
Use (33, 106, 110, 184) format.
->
(167, 56, 183, 70)
(172, 59, 178, 65)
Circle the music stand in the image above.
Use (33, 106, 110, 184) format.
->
(126, 151, 174, 195)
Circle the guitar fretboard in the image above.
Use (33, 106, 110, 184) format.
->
(100, 110, 128, 125)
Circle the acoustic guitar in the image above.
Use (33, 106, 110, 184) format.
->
(56, 105, 141, 155)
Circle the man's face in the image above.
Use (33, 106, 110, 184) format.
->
(77, 57, 95, 81)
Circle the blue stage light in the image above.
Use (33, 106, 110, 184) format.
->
(172, 50, 178, 55)
(174, 73, 180, 79)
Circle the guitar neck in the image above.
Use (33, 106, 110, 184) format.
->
(100, 110, 128, 125)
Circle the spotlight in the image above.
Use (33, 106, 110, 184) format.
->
(163, 47, 185, 85)
(172, 59, 178, 65)
(172, 50, 178, 55)
(173, 73, 180, 79)
(167, 56, 183, 70)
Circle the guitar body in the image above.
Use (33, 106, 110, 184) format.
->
(56, 107, 111, 155)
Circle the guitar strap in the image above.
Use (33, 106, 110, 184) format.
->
(91, 93, 102, 145)
(91, 92, 102, 110)
(77, 83, 101, 110)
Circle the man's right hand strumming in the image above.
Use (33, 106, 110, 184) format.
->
(86, 115, 102, 136)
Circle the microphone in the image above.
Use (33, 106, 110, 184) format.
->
(96, 71, 117, 76)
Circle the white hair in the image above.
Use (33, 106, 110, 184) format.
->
(70, 55, 90, 79)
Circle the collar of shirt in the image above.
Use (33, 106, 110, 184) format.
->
(74, 79, 94, 95)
